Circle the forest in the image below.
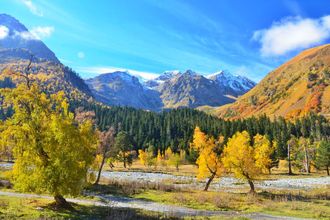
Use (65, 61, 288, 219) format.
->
(76, 101, 330, 160)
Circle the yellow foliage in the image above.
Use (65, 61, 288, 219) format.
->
(92, 154, 103, 170)
(138, 149, 147, 166)
(254, 134, 274, 173)
(165, 147, 173, 160)
(196, 137, 223, 179)
(223, 131, 272, 181)
(157, 150, 163, 162)
(191, 127, 207, 151)
(191, 127, 223, 180)
(0, 82, 97, 197)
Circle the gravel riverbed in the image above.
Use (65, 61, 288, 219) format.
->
(101, 170, 330, 190)
(1, 163, 329, 190)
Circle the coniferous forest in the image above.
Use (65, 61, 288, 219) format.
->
(77, 102, 330, 159)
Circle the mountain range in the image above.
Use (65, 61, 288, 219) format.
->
(0, 14, 255, 111)
(1, 13, 329, 119)
(86, 69, 256, 111)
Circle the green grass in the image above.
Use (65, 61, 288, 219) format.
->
(0, 195, 178, 219)
(132, 189, 330, 219)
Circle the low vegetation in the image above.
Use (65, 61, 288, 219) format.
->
(132, 188, 330, 219)
(0, 195, 176, 220)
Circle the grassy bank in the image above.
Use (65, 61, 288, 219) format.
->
(131, 189, 330, 219)
(0, 195, 178, 220)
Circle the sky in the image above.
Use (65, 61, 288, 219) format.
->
(1, 0, 330, 81)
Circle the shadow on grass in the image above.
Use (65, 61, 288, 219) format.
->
(42, 202, 180, 220)
(85, 183, 137, 197)
(257, 190, 330, 202)
(86, 179, 180, 198)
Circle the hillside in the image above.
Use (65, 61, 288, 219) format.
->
(0, 14, 58, 62)
(0, 14, 92, 100)
(206, 44, 330, 119)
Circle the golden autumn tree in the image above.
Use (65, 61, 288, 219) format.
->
(138, 146, 157, 168)
(0, 81, 97, 207)
(222, 131, 273, 193)
(156, 149, 166, 168)
(254, 134, 274, 173)
(138, 149, 147, 166)
(191, 127, 223, 191)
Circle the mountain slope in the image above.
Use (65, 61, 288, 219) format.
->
(212, 44, 330, 119)
(85, 71, 162, 111)
(158, 70, 235, 108)
(207, 71, 256, 96)
(0, 14, 58, 62)
(0, 14, 92, 99)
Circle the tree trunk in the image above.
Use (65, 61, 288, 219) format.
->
(288, 143, 293, 175)
(123, 157, 126, 168)
(54, 194, 71, 209)
(204, 173, 216, 191)
(327, 166, 329, 176)
(94, 156, 106, 185)
(248, 179, 255, 194)
(304, 145, 310, 174)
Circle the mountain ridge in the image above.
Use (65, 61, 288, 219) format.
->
(86, 69, 256, 110)
(0, 14, 92, 99)
(204, 44, 330, 119)
(0, 14, 59, 62)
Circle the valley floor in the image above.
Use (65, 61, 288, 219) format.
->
(0, 162, 329, 219)
(0, 190, 313, 220)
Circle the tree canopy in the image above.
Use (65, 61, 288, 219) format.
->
(0, 82, 97, 206)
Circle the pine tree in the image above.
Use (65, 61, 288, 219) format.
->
(315, 141, 330, 175)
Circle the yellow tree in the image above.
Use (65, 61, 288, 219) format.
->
(222, 131, 273, 193)
(138, 147, 156, 168)
(156, 149, 166, 168)
(167, 152, 181, 171)
(191, 127, 223, 191)
(0, 82, 97, 207)
(138, 149, 147, 166)
(254, 134, 274, 173)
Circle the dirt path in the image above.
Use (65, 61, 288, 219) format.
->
(0, 191, 307, 220)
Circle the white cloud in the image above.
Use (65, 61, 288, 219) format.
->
(253, 15, 330, 56)
(77, 51, 85, 59)
(76, 66, 159, 80)
(0, 25, 9, 39)
(21, 0, 43, 17)
(15, 26, 54, 40)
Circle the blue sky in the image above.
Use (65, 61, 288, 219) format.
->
(1, 0, 330, 81)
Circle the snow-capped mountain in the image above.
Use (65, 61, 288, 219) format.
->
(207, 70, 256, 96)
(86, 69, 256, 110)
(85, 71, 162, 111)
(145, 70, 181, 88)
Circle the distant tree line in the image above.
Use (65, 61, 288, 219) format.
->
(74, 102, 330, 160)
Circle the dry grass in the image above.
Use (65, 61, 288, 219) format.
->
(0, 195, 179, 220)
(132, 188, 330, 219)
(104, 160, 197, 176)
